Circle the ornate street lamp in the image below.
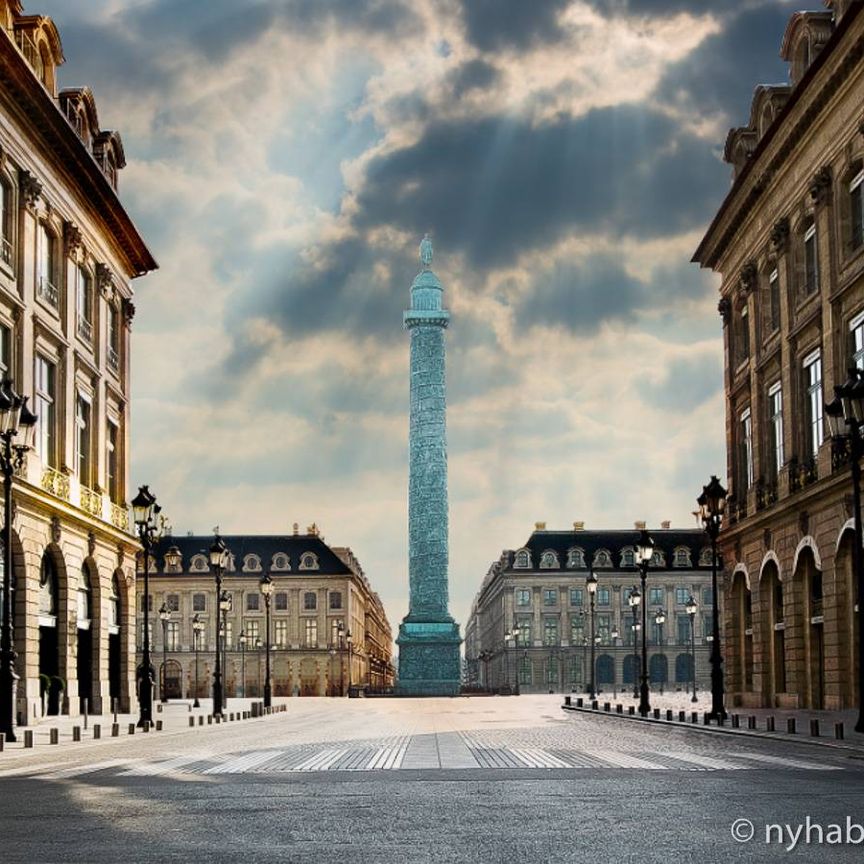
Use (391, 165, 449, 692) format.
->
(686, 594, 698, 703)
(654, 608, 666, 695)
(634, 530, 654, 717)
(131, 485, 163, 728)
(610, 624, 620, 698)
(192, 614, 204, 708)
(511, 624, 520, 695)
(586, 571, 598, 699)
(628, 586, 640, 698)
(219, 589, 230, 708)
(209, 535, 228, 717)
(697, 475, 728, 721)
(338, 623, 346, 696)
(0, 381, 36, 742)
(159, 602, 171, 703)
(260, 574, 273, 707)
(825, 369, 864, 733)
(346, 629, 353, 694)
(239, 629, 247, 698)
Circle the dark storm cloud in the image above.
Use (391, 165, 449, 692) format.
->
(655, 4, 791, 120)
(446, 59, 501, 99)
(460, 0, 571, 50)
(355, 106, 724, 270)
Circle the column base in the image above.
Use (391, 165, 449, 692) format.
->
(396, 619, 461, 696)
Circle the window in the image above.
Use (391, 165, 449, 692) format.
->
(303, 591, 317, 611)
(106, 420, 120, 503)
(75, 264, 92, 342)
(139, 594, 153, 613)
(543, 588, 557, 606)
(570, 616, 584, 643)
(192, 593, 206, 612)
(851, 311, 864, 371)
(243, 554, 261, 572)
(851, 169, 864, 250)
(329, 591, 343, 610)
(539, 550, 558, 569)
(305, 619, 317, 648)
(673, 547, 691, 568)
(621, 548, 635, 568)
(0, 179, 12, 267)
(739, 407, 753, 491)
(737, 305, 750, 364)
(702, 588, 714, 606)
(244, 620, 260, 643)
(166, 594, 179, 612)
(76, 394, 92, 487)
(675, 587, 689, 606)
(593, 549, 612, 568)
(566, 548, 585, 569)
(77, 567, 91, 623)
(768, 383, 784, 478)
(596, 587, 610, 606)
(223, 621, 233, 648)
(804, 350, 824, 456)
(274, 619, 288, 647)
(768, 269, 780, 333)
(543, 618, 559, 646)
(35, 355, 56, 466)
(569, 588, 583, 607)
(649, 587, 664, 606)
(246, 593, 260, 612)
(514, 549, 531, 569)
(37, 223, 58, 307)
(596, 615, 610, 643)
(272, 553, 289, 571)
(275, 592, 288, 611)
(803, 221, 819, 296)
(677, 615, 691, 645)
(109, 576, 120, 629)
(165, 621, 179, 650)
(516, 618, 531, 645)
(138, 622, 153, 649)
(0, 322, 10, 378)
(518, 655, 532, 686)
(515, 588, 531, 607)
(300, 552, 319, 570)
(107, 304, 120, 374)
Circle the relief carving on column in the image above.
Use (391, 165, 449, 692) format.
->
(809, 165, 832, 204)
(64, 221, 83, 255)
(717, 296, 731, 324)
(19, 170, 42, 209)
(770, 217, 790, 254)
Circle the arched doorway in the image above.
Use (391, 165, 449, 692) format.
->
(39, 552, 61, 715)
(623, 654, 638, 685)
(649, 654, 668, 687)
(730, 570, 754, 697)
(759, 561, 785, 703)
(835, 530, 857, 708)
(797, 547, 825, 709)
(108, 573, 122, 710)
(161, 659, 183, 699)
(675, 653, 693, 685)
(76, 563, 94, 713)
(596, 654, 614, 686)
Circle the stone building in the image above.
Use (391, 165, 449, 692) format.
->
(141, 525, 394, 699)
(0, 1, 156, 726)
(694, 1, 863, 709)
(465, 524, 715, 695)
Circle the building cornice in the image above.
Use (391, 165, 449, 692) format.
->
(693, 2, 864, 271)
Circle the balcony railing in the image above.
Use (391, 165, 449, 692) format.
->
(41, 466, 70, 501)
(107, 345, 120, 375)
(14, 30, 44, 80)
(110, 501, 130, 532)
(80, 485, 102, 517)
(77, 315, 93, 343)
(37, 276, 59, 309)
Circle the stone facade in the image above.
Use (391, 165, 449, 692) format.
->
(397, 237, 461, 695)
(0, 1, 156, 726)
(465, 525, 715, 696)
(694, 1, 864, 709)
(142, 526, 394, 698)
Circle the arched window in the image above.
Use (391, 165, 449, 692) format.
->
(675, 653, 694, 684)
(596, 654, 615, 685)
(539, 550, 559, 570)
(514, 549, 531, 569)
(299, 552, 319, 571)
(77, 565, 91, 623)
(592, 549, 612, 569)
(39, 553, 58, 617)
(673, 547, 692, 568)
(566, 548, 585, 569)
(191, 554, 208, 572)
(243, 554, 261, 572)
(699, 547, 714, 568)
(650, 548, 666, 568)
(620, 547, 635, 568)
(272, 553, 290, 571)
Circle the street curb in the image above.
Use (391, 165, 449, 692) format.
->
(561, 704, 864, 758)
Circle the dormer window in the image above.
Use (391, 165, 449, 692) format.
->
(299, 552, 319, 571)
(514, 549, 531, 569)
(566, 548, 585, 569)
(673, 547, 692, 568)
(191, 554, 208, 572)
(592, 549, 612, 568)
(539, 550, 559, 569)
(272, 553, 290, 571)
(621, 547, 635, 568)
(243, 554, 262, 572)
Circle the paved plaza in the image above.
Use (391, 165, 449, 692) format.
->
(2, 696, 864, 863)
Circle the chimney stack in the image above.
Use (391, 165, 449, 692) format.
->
(661, 520, 671, 530)
(573, 521, 584, 531)
(534, 521, 546, 531)
(634, 520, 646, 530)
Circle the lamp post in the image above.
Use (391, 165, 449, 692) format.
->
(209, 535, 228, 718)
(346, 629, 353, 693)
(504, 627, 515, 692)
(825, 371, 864, 733)
(654, 608, 666, 695)
(132, 485, 163, 729)
(610, 625, 619, 698)
(159, 603, 170, 703)
(511, 625, 520, 695)
(192, 614, 204, 708)
(587, 571, 597, 699)
(635, 530, 654, 717)
(0, 381, 37, 743)
(698, 475, 728, 721)
(238, 630, 247, 698)
(260, 574, 273, 708)
(628, 586, 640, 699)
(686, 594, 698, 703)
(338, 624, 346, 696)
(255, 638, 262, 694)
(220, 590, 230, 708)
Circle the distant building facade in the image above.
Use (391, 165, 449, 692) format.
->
(1, 1, 156, 726)
(465, 524, 715, 695)
(141, 525, 394, 698)
(694, 0, 863, 709)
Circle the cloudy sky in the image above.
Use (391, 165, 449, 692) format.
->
(39, 0, 796, 634)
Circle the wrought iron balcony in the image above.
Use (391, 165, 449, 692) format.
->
(37, 276, 59, 309)
(80, 485, 102, 517)
(76, 315, 93, 342)
(41, 466, 70, 501)
(110, 501, 130, 532)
